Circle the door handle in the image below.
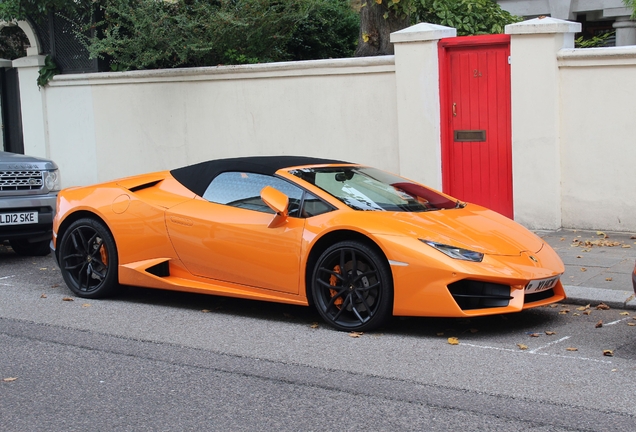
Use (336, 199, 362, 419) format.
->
(452, 103, 457, 117)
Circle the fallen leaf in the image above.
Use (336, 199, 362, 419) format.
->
(559, 310, 570, 315)
(566, 347, 578, 352)
(62, 297, 74, 302)
(596, 303, 610, 310)
(2, 377, 17, 382)
(611, 369, 618, 372)
(201, 309, 211, 313)
(436, 332, 444, 336)
(549, 304, 559, 308)
(603, 350, 614, 357)
(596, 231, 606, 237)
(573, 313, 580, 316)
(469, 328, 479, 334)
(576, 255, 582, 258)
(529, 333, 540, 337)
(583, 310, 591, 315)
(82, 304, 91, 308)
(545, 331, 556, 335)
(349, 332, 363, 338)
(39, 267, 47, 270)
(605, 277, 613, 281)
(631, 235, 636, 239)
(595, 320, 603, 328)
(582, 249, 590, 252)
(40, 294, 47, 299)
(559, 237, 565, 241)
(576, 305, 590, 311)
(447, 337, 459, 345)
(619, 312, 630, 316)
(580, 267, 587, 272)
(310, 322, 319, 329)
(517, 343, 528, 350)
(628, 322, 635, 326)
(51, 284, 60, 288)
(622, 244, 631, 248)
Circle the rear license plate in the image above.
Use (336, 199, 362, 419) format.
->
(525, 276, 560, 293)
(0, 212, 38, 226)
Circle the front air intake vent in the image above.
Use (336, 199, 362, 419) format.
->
(448, 280, 512, 310)
(525, 288, 554, 304)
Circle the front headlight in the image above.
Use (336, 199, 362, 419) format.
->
(44, 169, 61, 191)
(421, 240, 484, 262)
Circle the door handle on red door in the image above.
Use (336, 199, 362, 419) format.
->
(452, 103, 457, 117)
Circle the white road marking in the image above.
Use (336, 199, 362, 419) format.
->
(529, 336, 570, 353)
(460, 339, 612, 364)
(0, 275, 15, 286)
(605, 318, 629, 326)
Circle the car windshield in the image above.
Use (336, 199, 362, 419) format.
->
(289, 166, 459, 212)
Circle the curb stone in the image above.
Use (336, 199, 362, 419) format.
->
(564, 285, 636, 310)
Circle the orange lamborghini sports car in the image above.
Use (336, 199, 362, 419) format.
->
(52, 156, 565, 331)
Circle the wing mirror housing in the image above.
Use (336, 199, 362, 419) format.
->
(261, 186, 289, 228)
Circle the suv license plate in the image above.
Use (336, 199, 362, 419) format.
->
(525, 276, 560, 293)
(0, 212, 39, 226)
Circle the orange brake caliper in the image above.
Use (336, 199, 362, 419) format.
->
(99, 244, 108, 266)
(329, 265, 344, 308)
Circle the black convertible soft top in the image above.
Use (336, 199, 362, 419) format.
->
(170, 155, 350, 197)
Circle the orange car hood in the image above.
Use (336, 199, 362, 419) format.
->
(367, 205, 543, 256)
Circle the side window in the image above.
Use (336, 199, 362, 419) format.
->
(203, 172, 304, 215)
(302, 192, 333, 217)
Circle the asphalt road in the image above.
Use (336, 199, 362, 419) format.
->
(2, 247, 636, 431)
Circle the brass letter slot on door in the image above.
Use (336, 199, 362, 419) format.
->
(454, 130, 486, 142)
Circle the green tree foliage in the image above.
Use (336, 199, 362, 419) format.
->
(624, 0, 636, 19)
(0, 26, 29, 59)
(413, 0, 522, 35)
(0, 0, 86, 21)
(86, 0, 359, 70)
(575, 31, 615, 48)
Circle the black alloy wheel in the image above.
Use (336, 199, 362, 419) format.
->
(312, 240, 393, 331)
(58, 218, 119, 298)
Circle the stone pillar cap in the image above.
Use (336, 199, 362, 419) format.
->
(505, 17, 581, 35)
(12, 55, 46, 68)
(390, 23, 456, 44)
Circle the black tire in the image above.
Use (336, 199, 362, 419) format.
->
(10, 239, 51, 256)
(58, 218, 119, 298)
(312, 240, 393, 331)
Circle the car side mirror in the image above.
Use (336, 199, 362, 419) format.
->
(261, 186, 289, 228)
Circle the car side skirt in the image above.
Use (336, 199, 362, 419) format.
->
(118, 258, 309, 306)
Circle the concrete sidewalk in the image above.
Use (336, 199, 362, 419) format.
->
(536, 229, 636, 310)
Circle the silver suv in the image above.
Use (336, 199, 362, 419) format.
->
(0, 151, 61, 256)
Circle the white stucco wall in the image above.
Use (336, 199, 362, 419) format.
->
(45, 58, 399, 187)
(558, 46, 636, 231)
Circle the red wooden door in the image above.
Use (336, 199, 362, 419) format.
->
(439, 35, 513, 218)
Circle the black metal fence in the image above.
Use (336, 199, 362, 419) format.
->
(29, 4, 107, 74)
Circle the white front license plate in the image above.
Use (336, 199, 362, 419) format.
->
(0, 212, 38, 226)
(525, 276, 560, 293)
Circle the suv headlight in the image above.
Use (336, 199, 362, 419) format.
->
(421, 240, 484, 262)
(44, 169, 61, 191)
